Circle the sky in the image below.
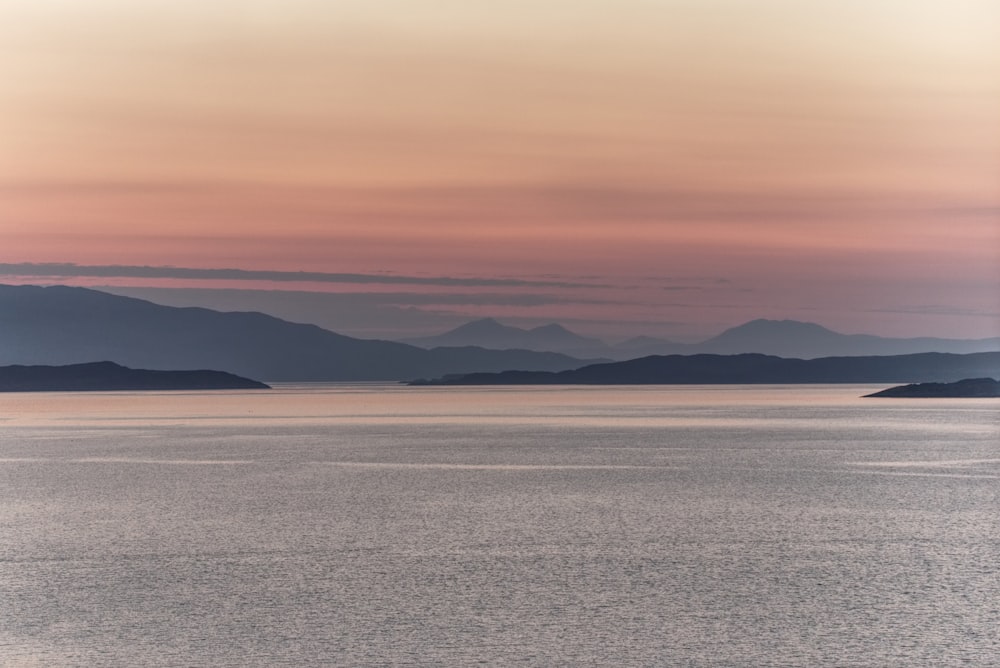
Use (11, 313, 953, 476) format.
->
(2, 0, 999, 341)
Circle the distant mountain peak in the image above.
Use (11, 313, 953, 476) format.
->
(706, 319, 842, 344)
(450, 318, 512, 334)
(400, 317, 610, 355)
(530, 323, 573, 334)
(728, 319, 838, 334)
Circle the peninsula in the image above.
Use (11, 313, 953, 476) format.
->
(408, 352, 1000, 386)
(0, 361, 270, 392)
(863, 378, 1000, 398)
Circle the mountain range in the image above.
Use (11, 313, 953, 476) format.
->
(5, 284, 997, 383)
(0, 285, 599, 381)
(400, 318, 609, 358)
(404, 317, 1000, 360)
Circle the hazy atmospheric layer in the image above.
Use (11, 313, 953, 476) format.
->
(2, 0, 998, 340)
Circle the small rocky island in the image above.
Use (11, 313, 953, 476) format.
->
(864, 377, 1000, 398)
(0, 361, 270, 392)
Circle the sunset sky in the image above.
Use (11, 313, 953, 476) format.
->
(2, 0, 998, 341)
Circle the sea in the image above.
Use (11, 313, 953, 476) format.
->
(1, 384, 998, 666)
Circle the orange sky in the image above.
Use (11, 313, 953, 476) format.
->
(2, 0, 998, 340)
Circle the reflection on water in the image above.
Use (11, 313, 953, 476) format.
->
(1, 385, 998, 666)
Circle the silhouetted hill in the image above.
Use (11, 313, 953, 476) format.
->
(864, 377, 1000, 398)
(0, 361, 269, 392)
(0, 285, 597, 381)
(410, 352, 1000, 385)
(613, 335, 691, 356)
(613, 319, 1000, 359)
(401, 317, 611, 357)
(410, 317, 1000, 360)
(699, 320, 845, 355)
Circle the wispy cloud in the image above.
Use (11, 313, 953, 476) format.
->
(0, 263, 602, 289)
(867, 305, 1000, 319)
(102, 287, 614, 308)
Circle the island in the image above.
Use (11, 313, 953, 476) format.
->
(408, 352, 1000, 386)
(0, 361, 270, 392)
(863, 377, 1000, 398)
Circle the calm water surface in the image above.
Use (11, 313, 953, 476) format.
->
(1, 385, 998, 666)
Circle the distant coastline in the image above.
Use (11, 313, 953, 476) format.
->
(0, 361, 270, 392)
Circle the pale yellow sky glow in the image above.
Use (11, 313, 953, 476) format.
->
(1, 0, 998, 339)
